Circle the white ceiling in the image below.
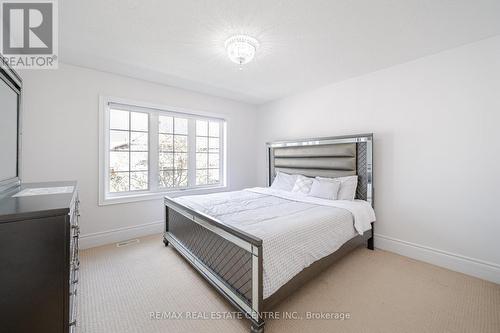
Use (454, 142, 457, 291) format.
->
(60, 0, 500, 104)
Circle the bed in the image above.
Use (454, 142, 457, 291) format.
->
(163, 134, 375, 333)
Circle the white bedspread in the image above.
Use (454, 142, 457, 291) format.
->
(174, 187, 376, 298)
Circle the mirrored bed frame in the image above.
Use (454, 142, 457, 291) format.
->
(163, 133, 374, 333)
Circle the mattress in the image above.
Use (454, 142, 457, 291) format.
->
(174, 187, 376, 298)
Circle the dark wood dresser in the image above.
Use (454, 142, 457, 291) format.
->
(0, 181, 80, 333)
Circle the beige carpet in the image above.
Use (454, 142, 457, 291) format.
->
(78, 234, 500, 333)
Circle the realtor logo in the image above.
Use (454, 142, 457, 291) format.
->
(1, 0, 58, 69)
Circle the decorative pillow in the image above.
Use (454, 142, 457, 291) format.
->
(291, 175, 314, 195)
(317, 175, 358, 200)
(270, 172, 298, 191)
(308, 178, 341, 200)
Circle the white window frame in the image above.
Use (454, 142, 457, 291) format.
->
(99, 96, 228, 205)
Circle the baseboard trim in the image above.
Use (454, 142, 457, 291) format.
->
(374, 233, 500, 284)
(80, 220, 164, 249)
(79, 224, 500, 284)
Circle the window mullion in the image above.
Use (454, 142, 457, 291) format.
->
(150, 111, 159, 192)
(104, 103, 111, 195)
(219, 120, 224, 186)
(187, 119, 196, 187)
(128, 112, 132, 191)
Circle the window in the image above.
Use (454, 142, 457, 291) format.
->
(158, 115, 189, 188)
(100, 98, 226, 204)
(109, 110, 149, 192)
(196, 120, 220, 186)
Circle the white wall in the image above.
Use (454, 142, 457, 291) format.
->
(19, 63, 258, 248)
(256, 36, 500, 282)
(17, 37, 500, 283)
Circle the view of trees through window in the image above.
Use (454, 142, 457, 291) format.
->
(109, 109, 149, 192)
(159, 116, 189, 188)
(196, 120, 220, 185)
(107, 104, 224, 195)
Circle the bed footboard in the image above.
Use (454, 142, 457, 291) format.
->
(163, 197, 265, 333)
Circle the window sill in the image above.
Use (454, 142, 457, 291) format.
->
(99, 185, 228, 206)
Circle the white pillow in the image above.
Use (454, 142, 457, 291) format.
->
(291, 175, 314, 195)
(317, 175, 358, 200)
(308, 178, 341, 200)
(271, 172, 298, 191)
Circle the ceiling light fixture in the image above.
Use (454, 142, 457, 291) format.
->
(224, 35, 259, 67)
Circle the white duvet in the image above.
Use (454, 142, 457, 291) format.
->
(174, 187, 376, 298)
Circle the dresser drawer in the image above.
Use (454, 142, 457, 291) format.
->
(69, 281, 78, 329)
(68, 192, 80, 333)
(70, 261, 79, 285)
(71, 226, 80, 256)
(69, 194, 79, 224)
(69, 197, 80, 267)
(69, 254, 79, 330)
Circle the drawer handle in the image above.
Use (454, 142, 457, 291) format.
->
(69, 320, 77, 327)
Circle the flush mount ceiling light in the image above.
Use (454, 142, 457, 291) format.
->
(224, 35, 259, 66)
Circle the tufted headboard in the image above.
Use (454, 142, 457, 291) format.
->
(267, 134, 373, 206)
